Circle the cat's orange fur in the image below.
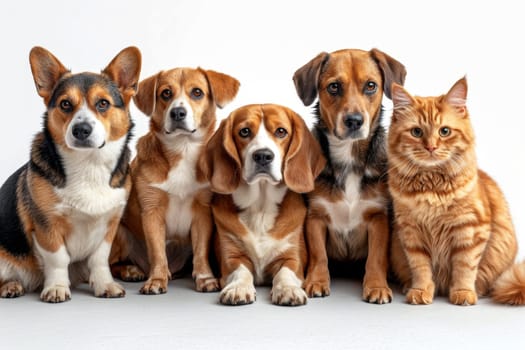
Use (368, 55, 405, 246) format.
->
(388, 77, 525, 305)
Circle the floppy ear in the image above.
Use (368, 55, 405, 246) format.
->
(102, 46, 142, 105)
(133, 73, 160, 116)
(445, 76, 468, 116)
(293, 52, 330, 106)
(370, 48, 407, 100)
(283, 111, 326, 193)
(197, 117, 241, 194)
(200, 68, 240, 108)
(29, 46, 70, 105)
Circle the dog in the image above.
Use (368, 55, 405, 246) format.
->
(293, 48, 406, 303)
(109, 67, 240, 294)
(198, 104, 325, 305)
(0, 46, 141, 302)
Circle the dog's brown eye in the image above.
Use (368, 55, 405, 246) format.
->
(439, 127, 451, 137)
(161, 89, 172, 101)
(275, 127, 288, 138)
(364, 81, 377, 95)
(239, 128, 251, 138)
(411, 127, 423, 138)
(327, 82, 340, 96)
(191, 88, 204, 99)
(60, 100, 73, 112)
(96, 99, 110, 112)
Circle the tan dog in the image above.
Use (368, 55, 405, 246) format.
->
(293, 48, 406, 303)
(199, 104, 325, 305)
(110, 67, 239, 294)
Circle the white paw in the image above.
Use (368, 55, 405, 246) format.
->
(93, 281, 126, 298)
(220, 282, 256, 305)
(271, 284, 307, 306)
(40, 285, 71, 303)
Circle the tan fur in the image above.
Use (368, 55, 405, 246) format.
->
(199, 104, 325, 306)
(389, 77, 525, 305)
(293, 48, 406, 303)
(110, 67, 239, 294)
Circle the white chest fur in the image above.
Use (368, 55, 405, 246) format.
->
(152, 139, 205, 238)
(233, 182, 291, 284)
(55, 139, 128, 261)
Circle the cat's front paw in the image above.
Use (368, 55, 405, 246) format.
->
(406, 288, 433, 305)
(449, 289, 477, 306)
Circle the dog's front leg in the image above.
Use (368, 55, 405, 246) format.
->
(88, 215, 125, 298)
(220, 263, 256, 305)
(304, 215, 331, 297)
(363, 211, 393, 304)
(271, 260, 307, 306)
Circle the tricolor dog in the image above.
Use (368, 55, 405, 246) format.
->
(293, 48, 406, 303)
(199, 104, 325, 306)
(0, 46, 141, 302)
(110, 67, 240, 294)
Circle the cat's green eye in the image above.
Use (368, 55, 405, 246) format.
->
(410, 127, 423, 138)
(439, 127, 451, 137)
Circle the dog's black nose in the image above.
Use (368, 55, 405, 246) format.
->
(170, 107, 187, 121)
(253, 148, 274, 166)
(343, 113, 364, 131)
(72, 122, 93, 141)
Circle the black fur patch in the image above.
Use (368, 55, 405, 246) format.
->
(0, 165, 31, 256)
(110, 118, 134, 188)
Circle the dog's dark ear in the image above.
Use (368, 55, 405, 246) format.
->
(197, 116, 241, 194)
(29, 47, 70, 105)
(102, 46, 142, 105)
(200, 68, 240, 108)
(283, 110, 326, 193)
(293, 52, 330, 106)
(370, 48, 407, 100)
(133, 73, 160, 116)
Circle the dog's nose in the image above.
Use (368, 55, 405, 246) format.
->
(72, 122, 93, 141)
(170, 107, 187, 121)
(253, 148, 274, 166)
(343, 113, 364, 131)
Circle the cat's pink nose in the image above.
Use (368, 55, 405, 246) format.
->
(425, 145, 437, 153)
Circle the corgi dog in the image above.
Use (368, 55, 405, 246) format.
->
(110, 67, 239, 294)
(0, 46, 141, 302)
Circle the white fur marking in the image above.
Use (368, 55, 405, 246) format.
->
(65, 102, 106, 149)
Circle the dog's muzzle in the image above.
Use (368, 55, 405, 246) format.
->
(166, 106, 196, 134)
(343, 113, 364, 132)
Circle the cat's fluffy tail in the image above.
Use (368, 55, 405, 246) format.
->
(491, 261, 525, 305)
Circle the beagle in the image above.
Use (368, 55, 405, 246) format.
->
(0, 46, 141, 302)
(110, 67, 240, 294)
(199, 104, 325, 306)
(293, 48, 406, 303)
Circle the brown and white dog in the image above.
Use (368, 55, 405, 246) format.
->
(0, 46, 141, 302)
(199, 104, 325, 305)
(293, 48, 406, 303)
(110, 67, 240, 294)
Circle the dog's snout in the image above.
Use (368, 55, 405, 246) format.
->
(253, 148, 274, 166)
(343, 113, 364, 131)
(170, 107, 187, 122)
(72, 122, 93, 141)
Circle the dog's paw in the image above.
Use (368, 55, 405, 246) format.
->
(94, 282, 126, 298)
(40, 285, 71, 303)
(449, 289, 477, 306)
(140, 278, 168, 295)
(272, 285, 307, 306)
(0, 281, 25, 298)
(304, 279, 330, 298)
(406, 288, 433, 305)
(195, 276, 220, 293)
(363, 285, 393, 304)
(120, 265, 146, 282)
(220, 283, 256, 305)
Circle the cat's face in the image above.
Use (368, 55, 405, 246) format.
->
(388, 78, 475, 168)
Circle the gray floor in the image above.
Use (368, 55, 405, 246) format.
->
(2, 277, 523, 350)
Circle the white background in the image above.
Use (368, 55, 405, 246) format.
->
(1, 1, 524, 349)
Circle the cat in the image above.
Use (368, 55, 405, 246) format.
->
(388, 76, 525, 305)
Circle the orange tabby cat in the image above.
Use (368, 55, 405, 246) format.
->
(388, 77, 525, 305)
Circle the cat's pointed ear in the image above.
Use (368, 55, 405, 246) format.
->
(392, 83, 414, 108)
(445, 76, 468, 116)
